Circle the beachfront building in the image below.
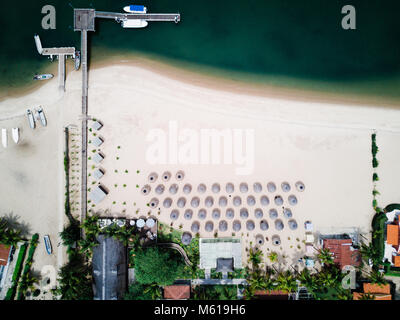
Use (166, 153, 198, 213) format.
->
(163, 285, 191, 300)
(384, 213, 400, 267)
(199, 238, 242, 278)
(0, 244, 12, 289)
(320, 234, 361, 269)
(353, 283, 392, 300)
(92, 235, 127, 300)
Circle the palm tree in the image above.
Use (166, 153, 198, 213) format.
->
(144, 284, 162, 300)
(316, 269, 341, 288)
(297, 268, 319, 292)
(336, 287, 353, 300)
(275, 271, 298, 293)
(359, 241, 379, 266)
(248, 247, 263, 270)
(268, 252, 278, 263)
(316, 248, 334, 266)
(368, 269, 387, 285)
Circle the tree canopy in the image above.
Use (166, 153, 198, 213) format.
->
(134, 247, 186, 286)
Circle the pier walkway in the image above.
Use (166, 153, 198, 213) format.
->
(73, 8, 180, 226)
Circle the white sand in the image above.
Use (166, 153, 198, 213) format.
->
(1, 59, 400, 279)
(84, 63, 400, 268)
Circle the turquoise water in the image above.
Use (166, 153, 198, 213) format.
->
(1, 0, 400, 98)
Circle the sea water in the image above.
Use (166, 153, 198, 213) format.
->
(0, 0, 399, 99)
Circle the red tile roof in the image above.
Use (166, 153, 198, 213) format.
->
(393, 255, 400, 267)
(353, 283, 391, 300)
(254, 290, 289, 300)
(387, 224, 399, 246)
(363, 283, 390, 295)
(164, 285, 191, 300)
(323, 238, 361, 269)
(0, 244, 11, 266)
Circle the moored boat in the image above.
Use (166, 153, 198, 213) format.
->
(12, 128, 19, 144)
(1, 128, 7, 148)
(74, 51, 81, 70)
(44, 235, 52, 255)
(33, 74, 54, 81)
(27, 109, 36, 129)
(123, 4, 147, 13)
(37, 107, 47, 127)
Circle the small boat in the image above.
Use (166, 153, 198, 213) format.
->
(1, 128, 7, 148)
(27, 109, 36, 129)
(33, 74, 54, 81)
(44, 235, 52, 255)
(74, 51, 81, 70)
(123, 4, 147, 13)
(37, 107, 47, 127)
(12, 128, 19, 144)
(121, 19, 148, 28)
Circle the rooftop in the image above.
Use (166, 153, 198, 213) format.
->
(0, 244, 11, 266)
(92, 235, 127, 300)
(387, 223, 399, 246)
(199, 238, 242, 270)
(163, 285, 191, 300)
(322, 237, 361, 269)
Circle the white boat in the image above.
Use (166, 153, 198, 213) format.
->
(27, 109, 36, 129)
(37, 107, 47, 127)
(1, 128, 7, 148)
(12, 128, 19, 144)
(44, 235, 52, 255)
(33, 74, 54, 81)
(121, 19, 148, 28)
(74, 51, 81, 70)
(123, 4, 147, 13)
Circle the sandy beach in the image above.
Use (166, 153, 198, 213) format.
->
(1, 56, 400, 282)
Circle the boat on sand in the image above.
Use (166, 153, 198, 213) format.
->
(12, 128, 19, 144)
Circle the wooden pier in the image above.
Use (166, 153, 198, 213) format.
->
(73, 8, 180, 223)
(35, 35, 76, 91)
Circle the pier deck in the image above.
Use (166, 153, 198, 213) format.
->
(42, 47, 75, 56)
(73, 7, 180, 225)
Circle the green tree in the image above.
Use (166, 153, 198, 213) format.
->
(248, 247, 263, 270)
(368, 269, 387, 285)
(276, 271, 298, 293)
(268, 251, 278, 263)
(134, 247, 186, 286)
(0, 218, 23, 246)
(53, 251, 93, 300)
(316, 248, 334, 266)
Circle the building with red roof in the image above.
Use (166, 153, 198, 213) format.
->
(353, 283, 391, 300)
(0, 244, 11, 266)
(322, 236, 361, 269)
(163, 285, 191, 300)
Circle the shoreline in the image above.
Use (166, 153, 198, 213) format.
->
(1, 49, 400, 108)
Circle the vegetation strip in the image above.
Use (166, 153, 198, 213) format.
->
(4, 243, 27, 300)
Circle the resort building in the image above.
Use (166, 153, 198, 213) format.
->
(353, 283, 392, 300)
(384, 214, 400, 267)
(0, 244, 12, 289)
(92, 235, 127, 300)
(320, 234, 361, 269)
(199, 238, 242, 278)
(163, 285, 191, 300)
